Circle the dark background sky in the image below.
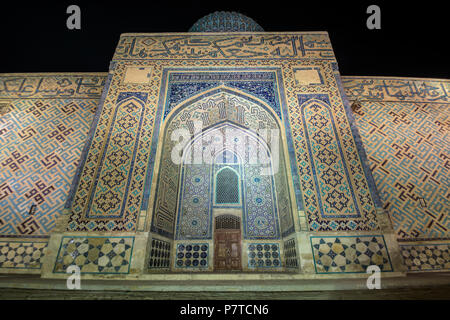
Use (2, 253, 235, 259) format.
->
(0, 0, 448, 78)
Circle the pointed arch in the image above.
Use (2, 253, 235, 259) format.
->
(214, 149, 240, 164)
(162, 85, 283, 130)
(214, 166, 241, 205)
(180, 121, 273, 167)
(149, 85, 296, 240)
(300, 97, 362, 218)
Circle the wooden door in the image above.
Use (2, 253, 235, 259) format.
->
(214, 215, 241, 271)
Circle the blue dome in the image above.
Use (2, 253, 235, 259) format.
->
(189, 11, 264, 33)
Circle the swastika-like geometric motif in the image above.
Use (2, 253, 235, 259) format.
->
(2, 29, 448, 277)
(247, 243, 282, 268)
(311, 236, 393, 273)
(0, 240, 47, 269)
(174, 243, 209, 269)
(400, 243, 450, 272)
(0, 73, 105, 237)
(53, 236, 134, 274)
(343, 77, 449, 241)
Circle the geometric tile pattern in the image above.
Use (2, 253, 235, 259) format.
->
(174, 121, 283, 240)
(311, 236, 393, 273)
(0, 240, 47, 269)
(174, 243, 209, 269)
(247, 243, 282, 268)
(148, 238, 170, 269)
(66, 91, 149, 232)
(0, 73, 105, 236)
(243, 162, 280, 239)
(176, 164, 212, 240)
(285, 62, 381, 232)
(400, 243, 450, 272)
(0, 37, 447, 277)
(155, 86, 291, 240)
(164, 72, 283, 119)
(53, 236, 134, 274)
(284, 238, 299, 269)
(68, 33, 357, 237)
(300, 94, 362, 219)
(343, 77, 450, 240)
(66, 61, 158, 233)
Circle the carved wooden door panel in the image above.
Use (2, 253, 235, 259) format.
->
(214, 229, 241, 271)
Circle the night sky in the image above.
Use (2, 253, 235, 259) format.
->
(0, 0, 448, 78)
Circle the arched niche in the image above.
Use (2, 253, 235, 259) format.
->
(150, 87, 294, 242)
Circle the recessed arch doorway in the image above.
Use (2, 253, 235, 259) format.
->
(150, 87, 296, 272)
(214, 214, 242, 271)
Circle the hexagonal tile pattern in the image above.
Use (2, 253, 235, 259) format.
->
(311, 236, 393, 273)
(0, 241, 47, 269)
(400, 244, 450, 272)
(53, 236, 134, 274)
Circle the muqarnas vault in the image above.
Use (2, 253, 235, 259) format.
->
(0, 12, 448, 282)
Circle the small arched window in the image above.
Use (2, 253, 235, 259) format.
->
(215, 167, 240, 204)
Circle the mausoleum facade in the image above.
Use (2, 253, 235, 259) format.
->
(0, 13, 448, 287)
